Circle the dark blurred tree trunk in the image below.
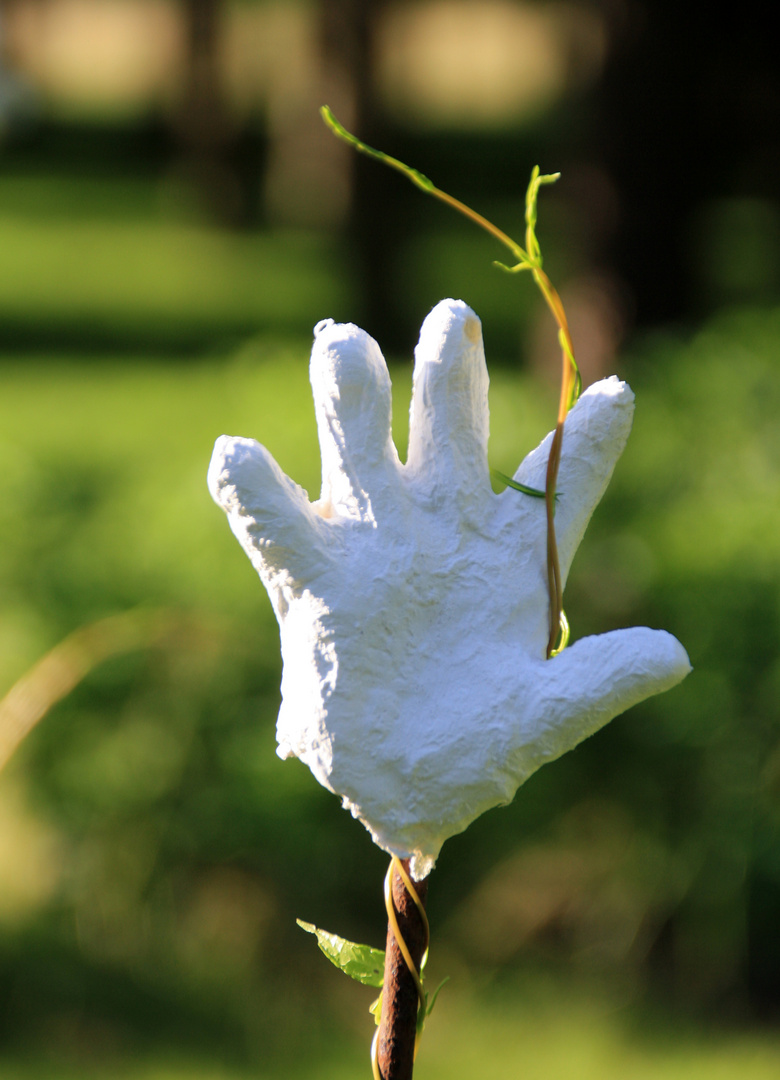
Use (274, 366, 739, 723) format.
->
(591, 0, 780, 326)
(316, 0, 405, 348)
(176, 0, 247, 225)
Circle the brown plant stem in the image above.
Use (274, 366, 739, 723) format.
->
(545, 420, 565, 657)
(376, 860, 429, 1080)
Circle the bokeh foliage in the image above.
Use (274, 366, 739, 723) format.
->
(2, 282, 780, 1072)
(1, 111, 779, 1075)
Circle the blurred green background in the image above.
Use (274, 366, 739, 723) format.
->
(1, 1, 779, 1077)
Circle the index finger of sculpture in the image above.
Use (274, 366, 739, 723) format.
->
(208, 435, 329, 585)
(310, 319, 399, 523)
(406, 299, 491, 508)
(507, 377, 635, 581)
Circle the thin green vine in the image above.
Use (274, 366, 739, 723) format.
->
(321, 106, 580, 657)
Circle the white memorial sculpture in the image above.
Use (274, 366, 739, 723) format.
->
(208, 298, 690, 879)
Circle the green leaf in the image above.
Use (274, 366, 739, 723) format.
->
(494, 258, 531, 274)
(416, 976, 450, 1038)
(297, 919, 385, 987)
(491, 469, 562, 502)
(425, 976, 450, 1019)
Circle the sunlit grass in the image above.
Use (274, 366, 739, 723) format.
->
(0, 216, 353, 339)
(422, 986, 780, 1080)
(2, 982, 779, 1079)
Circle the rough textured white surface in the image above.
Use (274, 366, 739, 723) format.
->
(208, 299, 691, 878)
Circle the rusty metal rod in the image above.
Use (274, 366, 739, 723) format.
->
(376, 859, 429, 1080)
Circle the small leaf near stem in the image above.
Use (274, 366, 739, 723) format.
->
(491, 469, 557, 500)
(321, 107, 581, 658)
(424, 976, 450, 1023)
(296, 919, 385, 987)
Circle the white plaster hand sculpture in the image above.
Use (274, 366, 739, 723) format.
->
(209, 299, 690, 878)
